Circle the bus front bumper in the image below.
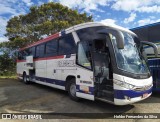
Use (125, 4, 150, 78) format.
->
(114, 88, 152, 105)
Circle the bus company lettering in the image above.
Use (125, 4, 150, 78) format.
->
(58, 60, 75, 67)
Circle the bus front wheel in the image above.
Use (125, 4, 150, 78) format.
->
(68, 79, 79, 101)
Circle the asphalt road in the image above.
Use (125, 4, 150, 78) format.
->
(0, 78, 160, 120)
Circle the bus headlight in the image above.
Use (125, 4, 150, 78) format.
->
(123, 83, 135, 90)
(114, 80, 135, 90)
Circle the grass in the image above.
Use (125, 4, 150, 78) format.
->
(0, 75, 17, 79)
(0, 70, 17, 79)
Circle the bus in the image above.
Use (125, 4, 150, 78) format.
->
(17, 22, 158, 105)
(131, 22, 160, 91)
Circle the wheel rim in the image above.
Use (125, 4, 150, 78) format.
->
(70, 83, 76, 97)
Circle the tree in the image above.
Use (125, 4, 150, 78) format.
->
(0, 49, 16, 76)
(5, 2, 93, 49)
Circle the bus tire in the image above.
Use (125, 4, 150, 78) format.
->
(23, 72, 29, 84)
(68, 79, 79, 101)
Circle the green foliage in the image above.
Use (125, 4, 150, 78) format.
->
(0, 50, 16, 76)
(5, 2, 93, 50)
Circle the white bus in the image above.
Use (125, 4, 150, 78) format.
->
(17, 22, 158, 105)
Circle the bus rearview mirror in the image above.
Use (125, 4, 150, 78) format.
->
(115, 31, 124, 49)
(141, 41, 158, 57)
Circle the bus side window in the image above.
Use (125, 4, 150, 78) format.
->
(35, 44, 45, 58)
(58, 34, 76, 55)
(24, 48, 32, 57)
(20, 51, 26, 60)
(35, 46, 39, 58)
(31, 47, 36, 58)
(18, 51, 23, 60)
(45, 39, 58, 56)
(77, 41, 92, 69)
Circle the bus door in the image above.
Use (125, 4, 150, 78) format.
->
(92, 38, 114, 102)
(35, 44, 46, 81)
(76, 41, 94, 100)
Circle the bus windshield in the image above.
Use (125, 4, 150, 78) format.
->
(111, 31, 150, 74)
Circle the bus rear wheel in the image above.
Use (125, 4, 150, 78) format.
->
(23, 73, 29, 84)
(68, 79, 79, 101)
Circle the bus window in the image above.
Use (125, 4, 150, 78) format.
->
(77, 26, 106, 42)
(77, 41, 92, 69)
(36, 44, 45, 58)
(58, 34, 76, 55)
(31, 47, 36, 58)
(45, 39, 58, 56)
(24, 48, 32, 57)
(18, 51, 23, 60)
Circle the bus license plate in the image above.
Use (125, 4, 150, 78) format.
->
(143, 93, 148, 98)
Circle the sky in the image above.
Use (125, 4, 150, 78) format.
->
(1, 0, 160, 42)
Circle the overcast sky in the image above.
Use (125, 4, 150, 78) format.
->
(1, 0, 160, 42)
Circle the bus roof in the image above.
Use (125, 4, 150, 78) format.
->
(20, 32, 59, 51)
(73, 22, 135, 35)
(130, 22, 160, 30)
(20, 22, 135, 51)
